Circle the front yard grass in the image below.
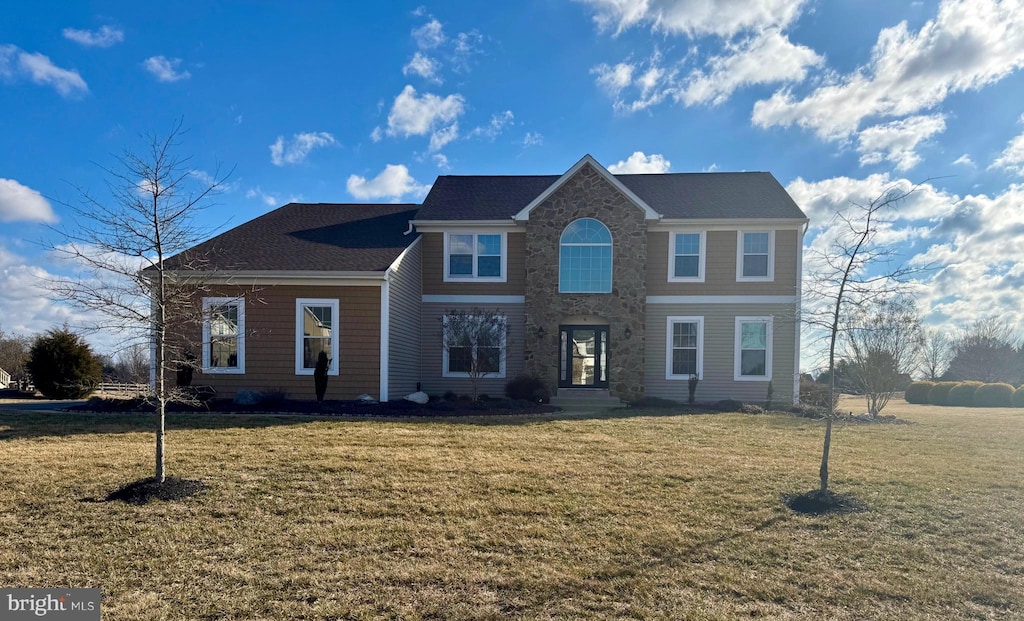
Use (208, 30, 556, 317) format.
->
(0, 399, 1022, 619)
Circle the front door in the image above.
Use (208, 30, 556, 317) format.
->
(559, 326, 609, 388)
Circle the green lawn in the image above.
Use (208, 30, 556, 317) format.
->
(0, 400, 1022, 620)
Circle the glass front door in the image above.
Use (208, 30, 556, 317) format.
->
(559, 325, 609, 388)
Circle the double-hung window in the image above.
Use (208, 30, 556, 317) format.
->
(202, 297, 245, 374)
(669, 232, 705, 282)
(666, 316, 703, 379)
(737, 230, 774, 281)
(296, 298, 340, 375)
(442, 314, 507, 378)
(735, 317, 772, 381)
(444, 232, 505, 281)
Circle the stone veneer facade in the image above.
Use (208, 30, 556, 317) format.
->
(523, 163, 648, 401)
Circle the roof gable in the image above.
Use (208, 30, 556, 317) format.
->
(512, 154, 661, 221)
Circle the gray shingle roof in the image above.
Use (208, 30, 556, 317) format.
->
(416, 171, 807, 221)
(163, 203, 419, 272)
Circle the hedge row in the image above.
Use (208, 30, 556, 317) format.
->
(905, 380, 1022, 407)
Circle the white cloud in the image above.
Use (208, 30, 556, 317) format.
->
(413, 18, 446, 49)
(384, 85, 465, 152)
(468, 110, 514, 140)
(953, 153, 976, 167)
(522, 132, 544, 147)
(143, 56, 190, 82)
(428, 123, 459, 152)
(403, 51, 442, 83)
(753, 0, 1024, 140)
(785, 173, 1024, 367)
(269, 132, 336, 166)
(0, 44, 87, 97)
(370, 126, 383, 142)
(607, 151, 671, 174)
(433, 153, 450, 170)
(386, 85, 464, 136)
(991, 115, 1024, 175)
(578, 0, 809, 38)
(245, 186, 278, 207)
(592, 62, 634, 95)
(346, 164, 430, 201)
(679, 30, 823, 106)
(786, 173, 958, 229)
(0, 244, 76, 337)
(856, 114, 947, 171)
(0, 179, 57, 223)
(62, 25, 124, 47)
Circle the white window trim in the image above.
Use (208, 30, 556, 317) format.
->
(295, 298, 340, 376)
(558, 218, 614, 294)
(668, 231, 706, 283)
(443, 231, 508, 283)
(736, 230, 775, 282)
(441, 314, 507, 379)
(734, 316, 773, 382)
(202, 297, 245, 374)
(666, 316, 704, 380)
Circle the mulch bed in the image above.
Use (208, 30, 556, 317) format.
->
(105, 477, 207, 505)
(784, 490, 869, 516)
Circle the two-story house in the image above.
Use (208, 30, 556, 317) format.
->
(165, 155, 808, 405)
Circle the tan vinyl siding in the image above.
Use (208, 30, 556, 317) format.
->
(647, 230, 800, 296)
(419, 302, 525, 397)
(421, 232, 526, 295)
(645, 303, 797, 404)
(188, 284, 381, 400)
(387, 241, 422, 400)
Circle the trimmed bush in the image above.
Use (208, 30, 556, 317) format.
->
(1011, 387, 1024, 408)
(974, 383, 1016, 408)
(505, 374, 551, 403)
(904, 381, 934, 404)
(947, 381, 983, 407)
(927, 381, 960, 406)
(26, 328, 102, 399)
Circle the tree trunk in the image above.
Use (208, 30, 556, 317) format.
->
(819, 415, 832, 493)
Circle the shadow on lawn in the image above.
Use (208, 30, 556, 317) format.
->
(0, 410, 337, 441)
(0, 405, 768, 440)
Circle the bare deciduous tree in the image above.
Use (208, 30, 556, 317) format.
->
(920, 328, 952, 381)
(111, 342, 151, 384)
(945, 318, 1022, 384)
(0, 325, 32, 390)
(844, 295, 923, 415)
(48, 121, 232, 483)
(440, 308, 507, 401)
(803, 185, 929, 495)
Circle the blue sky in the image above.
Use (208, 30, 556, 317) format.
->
(2, 1, 1024, 368)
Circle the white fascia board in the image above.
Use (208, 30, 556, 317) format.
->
(422, 294, 525, 304)
(648, 218, 808, 232)
(513, 154, 661, 222)
(647, 295, 797, 305)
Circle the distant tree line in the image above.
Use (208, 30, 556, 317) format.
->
(808, 315, 1024, 393)
(0, 324, 150, 394)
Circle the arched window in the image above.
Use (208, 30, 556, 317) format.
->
(559, 218, 612, 293)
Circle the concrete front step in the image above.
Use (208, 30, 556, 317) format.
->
(550, 388, 626, 411)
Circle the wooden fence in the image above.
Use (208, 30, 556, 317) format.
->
(96, 382, 150, 396)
